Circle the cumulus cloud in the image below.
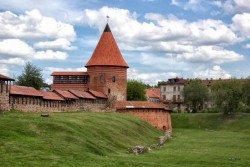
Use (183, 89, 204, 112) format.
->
(0, 39, 34, 57)
(34, 38, 77, 50)
(171, 0, 204, 11)
(44, 67, 87, 75)
(0, 58, 26, 65)
(78, 6, 243, 65)
(232, 13, 250, 38)
(0, 9, 76, 41)
(177, 46, 244, 64)
(128, 68, 179, 85)
(34, 50, 68, 60)
(245, 43, 250, 49)
(81, 6, 239, 47)
(0, 64, 9, 75)
(194, 65, 231, 79)
(212, 0, 250, 14)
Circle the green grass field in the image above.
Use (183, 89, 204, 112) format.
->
(0, 111, 250, 167)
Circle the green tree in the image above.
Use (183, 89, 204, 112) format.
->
(211, 79, 242, 114)
(15, 62, 44, 89)
(127, 80, 147, 101)
(183, 79, 209, 112)
(242, 77, 250, 106)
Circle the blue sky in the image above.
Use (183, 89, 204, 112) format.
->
(0, 0, 249, 85)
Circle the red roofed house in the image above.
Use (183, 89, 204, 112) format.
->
(0, 74, 14, 111)
(146, 88, 161, 103)
(51, 23, 129, 101)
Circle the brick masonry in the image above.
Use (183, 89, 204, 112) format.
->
(117, 108, 172, 131)
(87, 66, 127, 101)
(0, 81, 10, 111)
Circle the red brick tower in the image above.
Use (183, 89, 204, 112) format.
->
(86, 23, 129, 101)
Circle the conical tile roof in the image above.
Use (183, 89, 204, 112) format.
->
(85, 23, 129, 68)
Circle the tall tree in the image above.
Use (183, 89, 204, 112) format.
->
(127, 80, 147, 101)
(15, 62, 44, 89)
(211, 79, 242, 114)
(242, 77, 250, 106)
(183, 79, 209, 112)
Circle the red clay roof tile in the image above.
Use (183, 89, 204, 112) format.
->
(146, 88, 160, 98)
(68, 90, 96, 99)
(85, 23, 128, 68)
(51, 72, 88, 76)
(88, 90, 107, 99)
(53, 89, 78, 99)
(0, 74, 15, 81)
(10, 85, 43, 97)
(40, 90, 64, 101)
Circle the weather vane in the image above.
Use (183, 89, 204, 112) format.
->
(106, 15, 110, 23)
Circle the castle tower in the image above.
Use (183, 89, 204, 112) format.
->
(85, 23, 129, 101)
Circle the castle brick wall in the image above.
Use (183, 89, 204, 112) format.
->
(9, 95, 107, 112)
(117, 108, 172, 131)
(87, 66, 127, 101)
(0, 81, 10, 111)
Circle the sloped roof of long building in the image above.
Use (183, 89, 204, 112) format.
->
(116, 101, 171, 111)
(40, 90, 64, 101)
(0, 74, 15, 81)
(85, 23, 128, 68)
(69, 90, 96, 99)
(10, 85, 43, 97)
(88, 90, 108, 99)
(53, 89, 78, 99)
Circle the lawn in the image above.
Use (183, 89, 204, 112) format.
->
(0, 111, 250, 167)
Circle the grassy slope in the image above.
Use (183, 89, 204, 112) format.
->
(1, 112, 250, 167)
(0, 111, 162, 167)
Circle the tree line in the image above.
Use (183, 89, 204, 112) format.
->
(183, 78, 250, 114)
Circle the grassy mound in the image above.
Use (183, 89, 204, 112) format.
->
(1, 111, 250, 167)
(0, 111, 162, 167)
(171, 113, 250, 132)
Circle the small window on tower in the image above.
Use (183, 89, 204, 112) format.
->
(112, 76, 116, 82)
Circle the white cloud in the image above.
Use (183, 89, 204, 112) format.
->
(194, 65, 231, 79)
(0, 9, 76, 41)
(81, 7, 240, 50)
(44, 67, 87, 75)
(177, 46, 244, 64)
(0, 64, 9, 75)
(0, 39, 34, 57)
(0, 0, 92, 23)
(34, 50, 68, 60)
(245, 43, 250, 48)
(128, 68, 179, 85)
(0, 58, 26, 65)
(34, 38, 77, 50)
(232, 13, 250, 38)
(171, 0, 204, 11)
(212, 0, 250, 14)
